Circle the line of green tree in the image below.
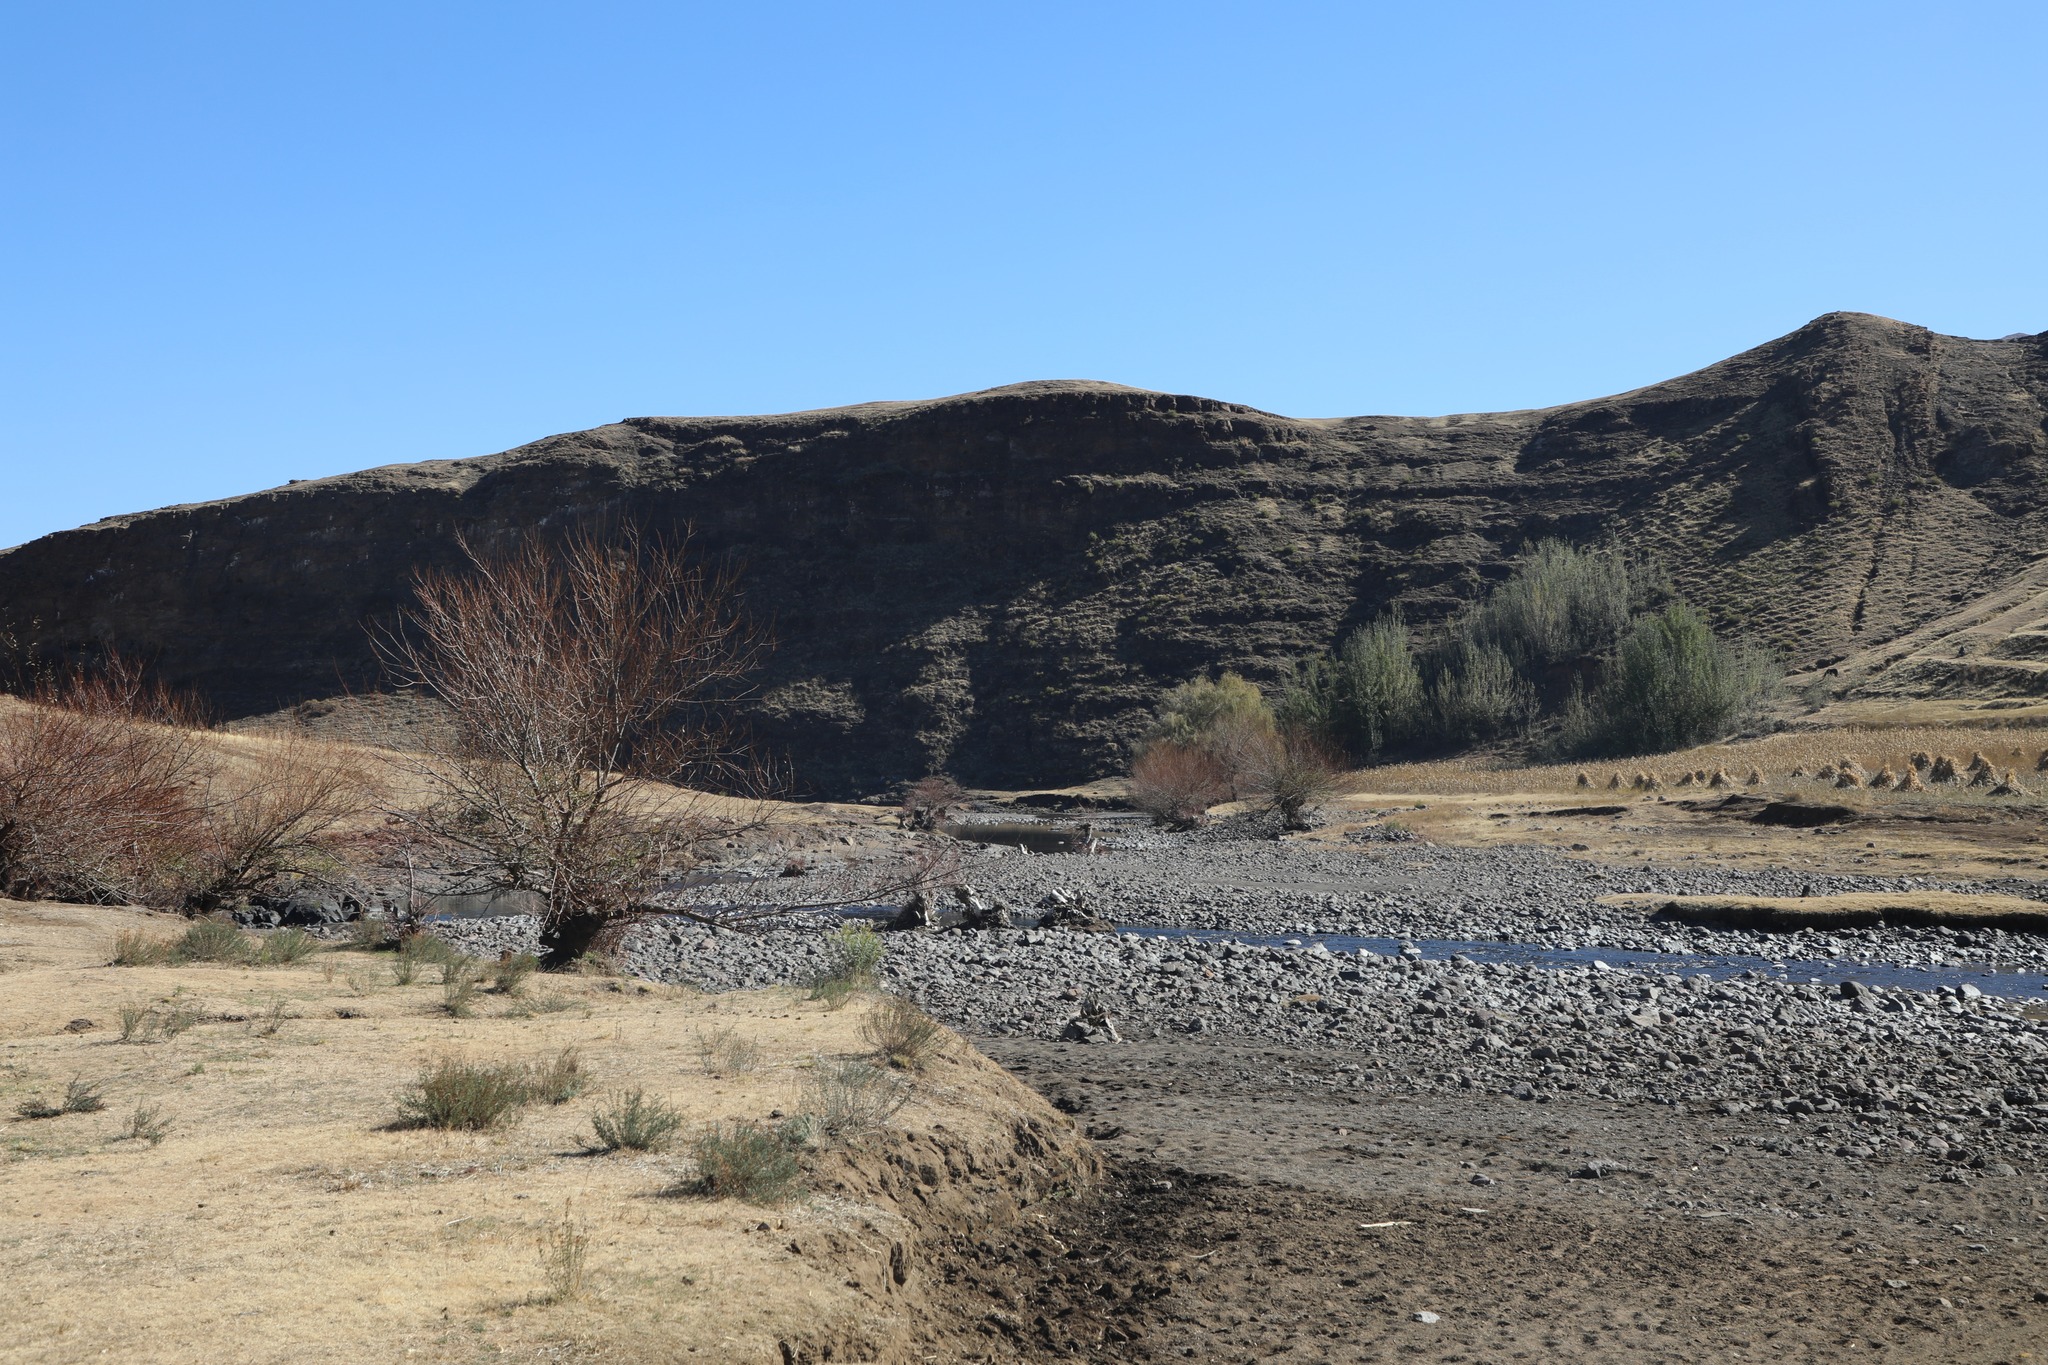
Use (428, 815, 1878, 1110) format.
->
(1272, 539, 1781, 761)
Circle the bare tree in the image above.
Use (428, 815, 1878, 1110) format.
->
(898, 773, 966, 831)
(378, 524, 776, 966)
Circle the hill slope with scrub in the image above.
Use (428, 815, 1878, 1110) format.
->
(2, 312, 2045, 793)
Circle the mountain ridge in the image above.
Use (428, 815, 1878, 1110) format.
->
(4, 311, 2044, 794)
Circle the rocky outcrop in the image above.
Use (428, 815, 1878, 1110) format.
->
(2, 313, 2045, 794)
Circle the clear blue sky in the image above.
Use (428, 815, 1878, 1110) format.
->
(4, 2, 2044, 549)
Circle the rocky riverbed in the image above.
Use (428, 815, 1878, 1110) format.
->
(430, 838, 2048, 1180)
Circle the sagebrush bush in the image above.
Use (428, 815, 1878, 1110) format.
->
(396, 1058, 530, 1130)
(800, 1058, 907, 1140)
(861, 994, 944, 1072)
(63, 1077, 107, 1113)
(524, 1047, 588, 1104)
(590, 1089, 684, 1151)
(683, 1121, 804, 1203)
(125, 1103, 173, 1145)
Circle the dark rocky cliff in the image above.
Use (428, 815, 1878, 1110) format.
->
(3, 312, 2044, 794)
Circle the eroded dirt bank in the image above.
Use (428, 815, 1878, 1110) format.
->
(933, 1038, 2048, 1364)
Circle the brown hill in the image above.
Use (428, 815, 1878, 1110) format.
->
(2, 312, 2044, 794)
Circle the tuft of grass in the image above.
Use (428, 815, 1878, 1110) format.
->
(255, 998, 289, 1037)
(117, 1002, 160, 1044)
(538, 1211, 590, 1303)
(395, 1058, 530, 1130)
(124, 1103, 174, 1146)
(442, 958, 483, 1017)
(590, 1090, 684, 1152)
(175, 918, 255, 965)
(799, 1058, 908, 1142)
(257, 928, 322, 966)
(494, 952, 539, 996)
(111, 929, 175, 967)
(392, 933, 457, 985)
(682, 1121, 804, 1204)
(160, 1003, 202, 1038)
(14, 1096, 62, 1120)
(63, 1077, 108, 1114)
(807, 922, 883, 1010)
(861, 994, 945, 1072)
(695, 1025, 762, 1076)
(523, 1047, 588, 1105)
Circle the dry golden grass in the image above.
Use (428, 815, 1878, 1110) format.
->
(0, 898, 1072, 1364)
(1339, 723, 2048, 800)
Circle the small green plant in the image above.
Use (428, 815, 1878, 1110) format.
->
(799, 1058, 907, 1141)
(257, 928, 322, 966)
(442, 959, 483, 1018)
(176, 918, 255, 965)
(861, 994, 944, 1072)
(523, 1047, 588, 1105)
(695, 1025, 762, 1076)
(538, 1209, 590, 1303)
(117, 1002, 160, 1044)
(807, 922, 883, 1010)
(125, 1103, 174, 1146)
(111, 929, 175, 967)
(590, 1089, 684, 1152)
(494, 952, 539, 996)
(396, 1058, 530, 1130)
(64, 1077, 107, 1113)
(683, 1121, 803, 1204)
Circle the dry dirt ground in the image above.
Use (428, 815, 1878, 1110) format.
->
(947, 1039, 2048, 1365)
(0, 900, 1091, 1364)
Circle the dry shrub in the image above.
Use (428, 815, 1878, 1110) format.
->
(124, 1103, 173, 1145)
(172, 734, 369, 912)
(861, 994, 945, 1071)
(524, 1047, 589, 1105)
(396, 1058, 530, 1130)
(0, 661, 203, 904)
(696, 1025, 763, 1076)
(898, 774, 965, 831)
(683, 1121, 804, 1204)
(590, 1090, 684, 1152)
(538, 1210, 590, 1303)
(176, 918, 254, 964)
(1243, 731, 1344, 830)
(799, 1058, 907, 1141)
(1128, 741, 1229, 830)
(112, 929, 175, 967)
